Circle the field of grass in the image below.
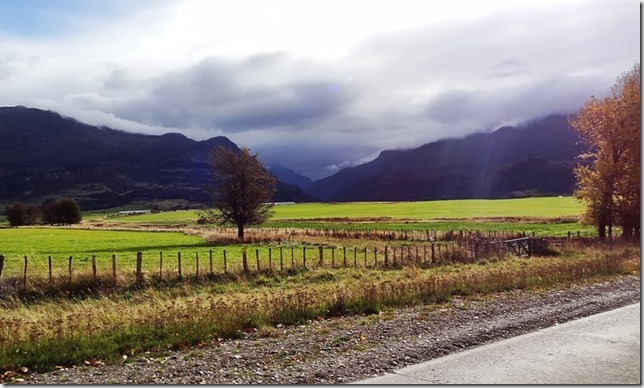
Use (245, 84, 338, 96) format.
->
(100, 197, 583, 224)
(0, 245, 639, 372)
(4, 196, 636, 376)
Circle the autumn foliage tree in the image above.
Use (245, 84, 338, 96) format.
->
(570, 63, 640, 239)
(207, 146, 276, 241)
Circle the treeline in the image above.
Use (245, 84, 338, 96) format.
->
(5, 198, 82, 226)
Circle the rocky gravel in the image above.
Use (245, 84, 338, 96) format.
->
(20, 275, 640, 384)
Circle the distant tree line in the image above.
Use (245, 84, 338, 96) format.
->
(5, 197, 82, 226)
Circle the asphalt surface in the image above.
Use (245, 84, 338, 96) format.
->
(354, 303, 641, 385)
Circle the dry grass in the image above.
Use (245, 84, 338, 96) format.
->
(0, 242, 638, 373)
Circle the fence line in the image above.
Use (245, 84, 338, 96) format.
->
(0, 233, 600, 294)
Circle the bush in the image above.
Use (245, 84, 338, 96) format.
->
(41, 198, 82, 225)
(6, 202, 40, 226)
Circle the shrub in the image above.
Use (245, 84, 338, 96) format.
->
(41, 198, 82, 225)
(6, 202, 40, 226)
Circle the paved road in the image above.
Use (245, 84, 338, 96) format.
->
(354, 303, 640, 385)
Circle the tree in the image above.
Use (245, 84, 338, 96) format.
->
(41, 198, 82, 225)
(6, 202, 40, 226)
(570, 63, 640, 239)
(207, 146, 276, 241)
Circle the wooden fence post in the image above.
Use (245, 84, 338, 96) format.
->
(331, 247, 335, 268)
(223, 250, 227, 274)
(343, 247, 347, 268)
(384, 246, 389, 267)
(431, 243, 435, 263)
(92, 255, 97, 282)
(195, 252, 199, 277)
(209, 250, 213, 275)
(113, 253, 117, 280)
(256, 249, 260, 272)
(48, 255, 52, 286)
(23, 256, 28, 291)
(242, 249, 248, 273)
(303, 247, 307, 269)
(269, 248, 273, 271)
(318, 246, 324, 267)
(354, 247, 357, 267)
(136, 251, 143, 285)
(280, 247, 284, 271)
(291, 247, 294, 269)
(374, 247, 378, 268)
(0, 254, 4, 279)
(68, 256, 73, 286)
(158, 251, 162, 278)
(364, 247, 367, 267)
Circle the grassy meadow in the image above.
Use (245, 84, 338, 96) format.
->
(1, 196, 638, 374)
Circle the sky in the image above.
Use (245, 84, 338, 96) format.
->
(0, 0, 639, 180)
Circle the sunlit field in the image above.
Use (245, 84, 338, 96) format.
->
(2, 196, 636, 375)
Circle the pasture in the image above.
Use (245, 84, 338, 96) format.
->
(1, 196, 638, 374)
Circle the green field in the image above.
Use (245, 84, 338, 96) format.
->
(0, 197, 638, 375)
(98, 197, 583, 223)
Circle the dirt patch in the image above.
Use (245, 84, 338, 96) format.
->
(20, 275, 640, 384)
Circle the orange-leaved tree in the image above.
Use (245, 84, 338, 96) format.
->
(569, 63, 640, 239)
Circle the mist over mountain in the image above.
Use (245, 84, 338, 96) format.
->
(0, 107, 583, 210)
(0, 106, 310, 210)
(307, 115, 583, 201)
(265, 164, 314, 191)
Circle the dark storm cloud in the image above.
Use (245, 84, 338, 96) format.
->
(112, 54, 356, 132)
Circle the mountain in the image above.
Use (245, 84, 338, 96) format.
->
(307, 115, 583, 201)
(0, 106, 310, 210)
(266, 164, 314, 190)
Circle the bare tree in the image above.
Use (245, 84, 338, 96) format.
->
(208, 146, 276, 240)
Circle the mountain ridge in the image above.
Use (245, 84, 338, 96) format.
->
(307, 114, 583, 201)
(0, 106, 311, 210)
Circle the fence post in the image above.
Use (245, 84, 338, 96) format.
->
(209, 249, 213, 275)
(269, 248, 273, 271)
(68, 256, 73, 286)
(0, 254, 4, 279)
(111, 253, 117, 280)
(331, 247, 335, 268)
(195, 252, 199, 277)
(318, 246, 324, 267)
(374, 247, 378, 268)
(48, 255, 53, 286)
(343, 247, 347, 267)
(291, 247, 294, 269)
(384, 246, 389, 267)
(303, 247, 307, 269)
(223, 250, 227, 274)
(92, 255, 97, 282)
(431, 243, 435, 263)
(354, 247, 357, 267)
(23, 256, 28, 291)
(256, 249, 260, 272)
(280, 247, 284, 271)
(158, 251, 162, 278)
(136, 251, 144, 285)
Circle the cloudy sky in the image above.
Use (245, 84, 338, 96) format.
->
(0, 0, 639, 180)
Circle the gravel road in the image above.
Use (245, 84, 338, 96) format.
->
(20, 275, 640, 384)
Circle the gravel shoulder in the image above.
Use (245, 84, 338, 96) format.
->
(22, 275, 640, 384)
